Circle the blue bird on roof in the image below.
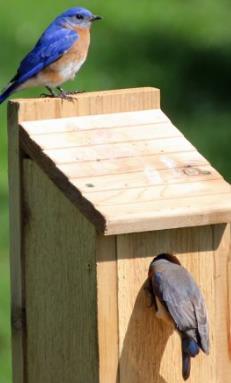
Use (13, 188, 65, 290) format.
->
(0, 7, 102, 104)
(148, 253, 209, 380)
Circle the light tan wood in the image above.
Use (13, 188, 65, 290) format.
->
(44, 137, 195, 162)
(83, 179, 230, 205)
(45, 150, 207, 171)
(14, 87, 160, 121)
(8, 88, 160, 383)
(8, 103, 25, 383)
(96, 236, 119, 383)
(71, 165, 221, 192)
(59, 152, 209, 179)
(26, 122, 181, 150)
(23, 159, 98, 383)
(16, 88, 163, 233)
(116, 226, 226, 383)
(16, 88, 231, 235)
(22, 108, 168, 134)
(8, 88, 231, 383)
(55, 151, 207, 178)
(213, 224, 231, 382)
(100, 193, 231, 235)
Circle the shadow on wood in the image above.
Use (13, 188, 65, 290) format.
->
(117, 281, 173, 383)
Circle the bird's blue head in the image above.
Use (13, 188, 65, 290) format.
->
(56, 7, 102, 29)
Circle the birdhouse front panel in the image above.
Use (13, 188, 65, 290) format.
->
(111, 225, 230, 383)
(8, 88, 231, 383)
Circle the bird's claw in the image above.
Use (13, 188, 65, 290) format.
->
(59, 92, 74, 102)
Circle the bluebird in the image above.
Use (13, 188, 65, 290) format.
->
(148, 253, 209, 380)
(0, 7, 102, 104)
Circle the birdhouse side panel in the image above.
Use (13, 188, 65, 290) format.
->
(116, 225, 230, 383)
(22, 159, 99, 383)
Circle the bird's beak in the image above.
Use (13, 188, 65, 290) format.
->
(91, 15, 102, 22)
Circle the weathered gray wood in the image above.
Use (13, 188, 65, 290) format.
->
(23, 159, 98, 383)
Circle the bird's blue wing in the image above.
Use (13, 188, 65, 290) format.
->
(152, 268, 198, 332)
(153, 266, 209, 352)
(14, 26, 79, 85)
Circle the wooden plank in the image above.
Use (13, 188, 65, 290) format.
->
(46, 147, 207, 169)
(7, 103, 25, 383)
(83, 179, 230, 205)
(58, 151, 208, 178)
(71, 165, 221, 192)
(22, 109, 168, 135)
(117, 226, 216, 383)
(23, 159, 98, 383)
(213, 224, 231, 382)
(27, 122, 181, 150)
(96, 236, 119, 383)
(13, 87, 160, 121)
(100, 194, 231, 235)
(45, 137, 195, 163)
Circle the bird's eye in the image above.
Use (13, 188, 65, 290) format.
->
(76, 14, 84, 20)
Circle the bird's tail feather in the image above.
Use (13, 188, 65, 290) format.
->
(181, 335, 199, 380)
(182, 351, 191, 381)
(0, 82, 18, 104)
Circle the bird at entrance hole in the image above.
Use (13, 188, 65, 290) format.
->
(0, 7, 102, 104)
(148, 253, 209, 380)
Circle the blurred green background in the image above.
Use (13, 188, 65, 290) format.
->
(0, 1, 230, 381)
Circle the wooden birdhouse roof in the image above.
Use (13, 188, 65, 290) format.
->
(14, 87, 231, 235)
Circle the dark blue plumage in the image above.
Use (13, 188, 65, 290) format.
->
(182, 334, 199, 380)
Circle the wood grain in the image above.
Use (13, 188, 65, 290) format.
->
(96, 236, 119, 383)
(45, 150, 207, 171)
(59, 152, 209, 179)
(116, 226, 218, 383)
(8, 88, 231, 383)
(23, 159, 98, 383)
(13, 87, 160, 121)
(71, 165, 221, 192)
(213, 224, 231, 382)
(16, 88, 231, 235)
(22, 108, 168, 134)
(8, 103, 25, 383)
(101, 193, 231, 235)
(26, 122, 180, 150)
(9, 88, 160, 383)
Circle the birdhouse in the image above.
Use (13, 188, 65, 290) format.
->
(8, 88, 231, 383)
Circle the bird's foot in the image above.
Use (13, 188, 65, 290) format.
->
(56, 87, 76, 101)
(57, 87, 85, 99)
(59, 92, 74, 102)
(40, 86, 57, 98)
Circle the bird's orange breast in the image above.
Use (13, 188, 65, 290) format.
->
(32, 27, 91, 87)
(48, 26, 90, 72)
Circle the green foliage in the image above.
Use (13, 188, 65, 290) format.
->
(0, 1, 230, 382)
